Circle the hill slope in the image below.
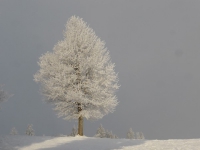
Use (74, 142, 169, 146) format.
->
(1, 135, 200, 150)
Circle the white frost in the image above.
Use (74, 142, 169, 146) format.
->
(34, 16, 119, 120)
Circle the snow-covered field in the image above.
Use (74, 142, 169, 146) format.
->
(1, 135, 200, 150)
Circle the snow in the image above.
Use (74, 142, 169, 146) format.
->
(1, 135, 200, 150)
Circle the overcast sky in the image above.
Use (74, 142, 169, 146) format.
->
(1, 0, 200, 139)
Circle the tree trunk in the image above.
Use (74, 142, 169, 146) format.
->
(76, 62, 83, 136)
(78, 115, 83, 136)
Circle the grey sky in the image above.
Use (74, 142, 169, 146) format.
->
(0, 0, 200, 139)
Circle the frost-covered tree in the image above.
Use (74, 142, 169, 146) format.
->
(110, 133, 118, 139)
(0, 85, 9, 105)
(126, 128, 134, 139)
(139, 132, 145, 139)
(113, 134, 118, 139)
(95, 124, 118, 139)
(136, 132, 144, 139)
(70, 125, 78, 136)
(26, 124, 34, 136)
(95, 124, 106, 138)
(136, 132, 140, 139)
(106, 130, 113, 138)
(105, 130, 118, 139)
(34, 16, 119, 136)
(105, 130, 112, 138)
(10, 127, 18, 135)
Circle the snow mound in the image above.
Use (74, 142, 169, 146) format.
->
(1, 135, 200, 150)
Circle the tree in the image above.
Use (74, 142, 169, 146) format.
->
(10, 127, 18, 135)
(139, 132, 145, 139)
(95, 124, 118, 139)
(34, 16, 119, 136)
(105, 130, 114, 139)
(26, 124, 34, 136)
(104, 130, 118, 139)
(95, 124, 106, 138)
(126, 128, 134, 139)
(111, 133, 118, 139)
(136, 132, 140, 139)
(70, 125, 78, 136)
(136, 132, 145, 139)
(0, 85, 9, 105)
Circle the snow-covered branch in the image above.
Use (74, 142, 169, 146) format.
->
(34, 16, 119, 120)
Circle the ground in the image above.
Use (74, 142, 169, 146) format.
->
(0, 135, 200, 150)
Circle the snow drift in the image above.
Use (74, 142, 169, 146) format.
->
(0, 135, 200, 150)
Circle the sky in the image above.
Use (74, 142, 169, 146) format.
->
(0, 0, 200, 139)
